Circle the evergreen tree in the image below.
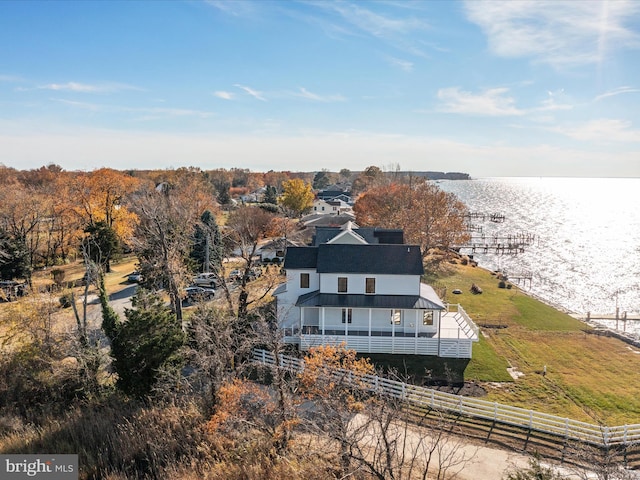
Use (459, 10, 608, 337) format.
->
(0, 229, 30, 280)
(84, 221, 120, 273)
(99, 283, 185, 397)
(190, 210, 224, 274)
(264, 185, 278, 204)
(216, 182, 231, 205)
(312, 170, 331, 189)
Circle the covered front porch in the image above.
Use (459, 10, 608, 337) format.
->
(282, 303, 478, 359)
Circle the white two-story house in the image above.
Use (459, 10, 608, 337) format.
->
(273, 224, 479, 358)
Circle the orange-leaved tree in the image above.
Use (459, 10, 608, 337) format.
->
(354, 181, 469, 257)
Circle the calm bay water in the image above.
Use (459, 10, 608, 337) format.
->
(437, 177, 640, 327)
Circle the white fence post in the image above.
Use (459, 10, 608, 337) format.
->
(251, 349, 639, 449)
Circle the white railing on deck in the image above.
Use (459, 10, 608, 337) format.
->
(446, 304, 479, 340)
(297, 334, 471, 358)
(252, 348, 640, 447)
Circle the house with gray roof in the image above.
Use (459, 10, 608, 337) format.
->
(273, 224, 479, 358)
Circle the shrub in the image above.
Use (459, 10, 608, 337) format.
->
(460, 257, 468, 265)
(498, 281, 506, 289)
(59, 292, 74, 308)
(51, 268, 66, 288)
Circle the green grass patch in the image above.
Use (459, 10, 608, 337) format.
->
(465, 335, 512, 382)
(511, 295, 584, 331)
(427, 259, 640, 424)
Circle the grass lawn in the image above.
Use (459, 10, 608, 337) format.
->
(425, 259, 640, 425)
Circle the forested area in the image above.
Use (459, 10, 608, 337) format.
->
(0, 163, 490, 479)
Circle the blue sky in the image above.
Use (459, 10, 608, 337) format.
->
(1, 0, 639, 177)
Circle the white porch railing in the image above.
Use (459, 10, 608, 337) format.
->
(252, 349, 640, 447)
(445, 304, 479, 340)
(294, 333, 472, 358)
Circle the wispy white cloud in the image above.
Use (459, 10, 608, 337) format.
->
(205, 0, 257, 16)
(464, 0, 640, 67)
(594, 86, 640, 102)
(295, 1, 433, 58)
(293, 87, 346, 102)
(38, 81, 142, 93)
(436, 87, 525, 116)
(385, 56, 414, 72)
(213, 91, 235, 100)
(234, 84, 267, 101)
(53, 98, 213, 119)
(535, 90, 573, 112)
(553, 118, 640, 142)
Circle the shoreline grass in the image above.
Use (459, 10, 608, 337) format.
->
(432, 259, 640, 424)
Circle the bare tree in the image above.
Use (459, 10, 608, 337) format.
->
(131, 188, 196, 322)
(225, 206, 276, 318)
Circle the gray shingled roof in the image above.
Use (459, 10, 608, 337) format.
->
(316, 244, 423, 275)
(295, 291, 444, 310)
(285, 243, 423, 275)
(313, 227, 404, 246)
(283, 247, 318, 269)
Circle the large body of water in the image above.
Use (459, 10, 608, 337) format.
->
(437, 177, 640, 330)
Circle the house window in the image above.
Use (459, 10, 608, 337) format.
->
(391, 309, 402, 325)
(342, 308, 352, 323)
(365, 277, 375, 294)
(321, 206, 325, 211)
(300, 273, 309, 289)
(338, 277, 348, 293)
(423, 310, 434, 326)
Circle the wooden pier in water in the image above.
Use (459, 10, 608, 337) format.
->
(455, 232, 536, 255)
(464, 211, 506, 223)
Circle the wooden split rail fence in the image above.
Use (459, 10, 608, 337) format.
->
(252, 349, 640, 448)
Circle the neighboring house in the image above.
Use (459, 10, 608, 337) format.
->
(301, 212, 356, 229)
(258, 238, 301, 263)
(312, 199, 353, 215)
(240, 186, 267, 203)
(317, 185, 352, 204)
(273, 224, 479, 358)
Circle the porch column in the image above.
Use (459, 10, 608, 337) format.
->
(300, 308, 304, 336)
(321, 307, 325, 338)
(344, 308, 348, 343)
(391, 311, 395, 354)
(368, 308, 372, 352)
(414, 310, 418, 355)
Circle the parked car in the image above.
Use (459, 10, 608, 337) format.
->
(229, 267, 262, 283)
(128, 271, 143, 283)
(228, 269, 242, 281)
(184, 286, 216, 301)
(193, 272, 219, 287)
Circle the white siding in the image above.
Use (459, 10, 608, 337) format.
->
(319, 273, 420, 295)
(276, 268, 318, 329)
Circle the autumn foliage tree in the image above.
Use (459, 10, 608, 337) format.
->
(69, 168, 141, 245)
(354, 181, 469, 257)
(279, 178, 314, 217)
